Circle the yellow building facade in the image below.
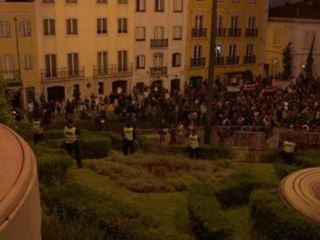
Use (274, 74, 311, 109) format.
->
(35, 0, 135, 101)
(186, 0, 268, 85)
(0, 1, 39, 106)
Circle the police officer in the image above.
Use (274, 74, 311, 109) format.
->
(64, 119, 82, 168)
(32, 118, 44, 145)
(282, 138, 296, 164)
(188, 129, 200, 159)
(122, 122, 136, 155)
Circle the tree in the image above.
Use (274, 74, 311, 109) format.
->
(305, 34, 315, 78)
(282, 42, 293, 80)
(0, 74, 16, 129)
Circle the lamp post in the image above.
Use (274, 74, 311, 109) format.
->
(204, 0, 218, 144)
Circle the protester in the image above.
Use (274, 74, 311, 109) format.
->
(122, 122, 136, 155)
(64, 119, 82, 168)
(188, 129, 200, 160)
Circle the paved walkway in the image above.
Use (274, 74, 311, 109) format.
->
(280, 167, 320, 222)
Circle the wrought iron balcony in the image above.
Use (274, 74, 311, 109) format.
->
(64, 66, 85, 79)
(93, 65, 113, 77)
(41, 68, 64, 82)
(228, 28, 241, 37)
(190, 58, 205, 68)
(151, 39, 168, 48)
(215, 56, 224, 65)
(150, 66, 167, 76)
(245, 28, 258, 37)
(114, 64, 133, 76)
(216, 28, 226, 37)
(243, 55, 256, 64)
(1, 70, 22, 86)
(226, 56, 240, 65)
(191, 28, 207, 38)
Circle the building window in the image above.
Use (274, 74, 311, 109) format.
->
(155, 0, 164, 12)
(249, 0, 257, 3)
(193, 44, 203, 59)
(194, 15, 204, 29)
(97, 51, 108, 73)
(0, 55, 14, 71)
(45, 54, 57, 77)
(66, 18, 78, 35)
(173, 0, 183, 12)
(43, 19, 55, 36)
(97, 18, 107, 34)
(217, 15, 223, 28)
(173, 26, 182, 40)
(118, 50, 128, 72)
(230, 15, 239, 29)
(0, 21, 11, 38)
(67, 53, 79, 76)
(246, 44, 254, 56)
(136, 55, 145, 69)
(136, 0, 146, 11)
(154, 26, 164, 39)
(20, 20, 31, 37)
(229, 44, 237, 57)
(272, 29, 281, 47)
(97, 0, 107, 3)
(118, 18, 128, 33)
(153, 52, 164, 67)
(172, 53, 181, 67)
(43, 0, 54, 3)
(66, 0, 77, 3)
(24, 54, 32, 70)
(248, 16, 256, 29)
(118, 0, 127, 3)
(135, 26, 146, 41)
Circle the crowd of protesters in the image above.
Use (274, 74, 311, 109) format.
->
(25, 74, 320, 133)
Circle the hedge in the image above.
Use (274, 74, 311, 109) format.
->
(274, 164, 302, 180)
(188, 184, 232, 240)
(250, 188, 320, 240)
(35, 147, 73, 186)
(43, 183, 168, 240)
(213, 174, 263, 208)
(45, 130, 111, 159)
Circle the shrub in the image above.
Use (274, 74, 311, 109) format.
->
(188, 184, 232, 240)
(274, 164, 301, 179)
(36, 149, 73, 186)
(43, 183, 167, 240)
(16, 120, 33, 141)
(81, 134, 110, 159)
(260, 150, 283, 163)
(213, 173, 263, 208)
(250, 188, 320, 240)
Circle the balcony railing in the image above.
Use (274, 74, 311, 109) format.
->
(151, 39, 168, 48)
(192, 28, 207, 38)
(245, 28, 258, 37)
(226, 56, 240, 65)
(93, 66, 113, 77)
(217, 28, 226, 37)
(215, 56, 224, 65)
(64, 66, 85, 79)
(1, 70, 22, 86)
(150, 66, 167, 76)
(228, 28, 241, 37)
(190, 58, 205, 68)
(243, 55, 256, 64)
(114, 64, 133, 76)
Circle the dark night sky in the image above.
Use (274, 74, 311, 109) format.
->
(270, 0, 302, 7)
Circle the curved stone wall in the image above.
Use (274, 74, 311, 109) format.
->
(0, 124, 41, 240)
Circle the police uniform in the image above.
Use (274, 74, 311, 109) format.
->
(32, 120, 44, 145)
(64, 125, 82, 168)
(189, 133, 200, 159)
(122, 126, 135, 155)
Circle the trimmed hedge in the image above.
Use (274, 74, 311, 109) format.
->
(188, 184, 232, 240)
(274, 164, 301, 179)
(35, 147, 73, 186)
(43, 183, 168, 240)
(45, 130, 111, 159)
(214, 174, 263, 208)
(250, 188, 320, 240)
